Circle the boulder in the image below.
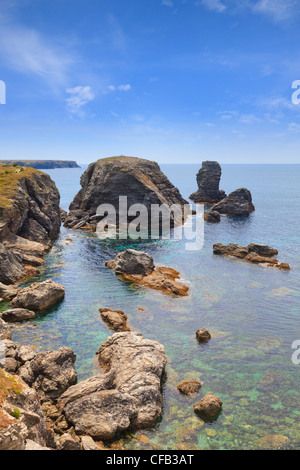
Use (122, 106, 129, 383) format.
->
(106, 249, 189, 296)
(64, 156, 190, 231)
(11, 280, 65, 313)
(1, 308, 35, 323)
(212, 188, 255, 216)
(0, 282, 20, 300)
(196, 328, 211, 343)
(100, 308, 130, 332)
(20, 347, 77, 401)
(203, 210, 221, 223)
(189, 161, 226, 204)
(177, 380, 202, 397)
(58, 331, 167, 440)
(193, 392, 223, 421)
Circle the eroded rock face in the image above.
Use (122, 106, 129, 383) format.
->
(0, 369, 48, 450)
(106, 249, 189, 296)
(212, 188, 255, 216)
(64, 156, 190, 231)
(213, 243, 290, 270)
(0, 243, 24, 285)
(193, 393, 223, 421)
(190, 161, 226, 204)
(11, 280, 65, 313)
(58, 331, 167, 440)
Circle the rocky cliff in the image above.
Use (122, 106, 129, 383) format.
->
(0, 160, 80, 169)
(0, 164, 61, 284)
(64, 156, 190, 232)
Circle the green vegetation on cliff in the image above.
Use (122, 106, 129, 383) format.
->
(0, 163, 41, 208)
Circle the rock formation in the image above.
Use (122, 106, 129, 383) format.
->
(203, 210, 221, 223)
(0, 308, 35, 323)
(177, 380, 202, 397)
(193, 393, 223, 421)
(212, 188, 255, 216)
(213, 243, 290, 270)
(100, 308, 130, 332)
(0, 164, 61, 285)
(64, 156, 190, 232)
(11, 280, 65, 313)
(189, 161, 226, 204)
(106, 249, 189, 296)
(57, 331, 167, 440)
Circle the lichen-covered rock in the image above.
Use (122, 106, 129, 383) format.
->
(0, 369, 48, 450)
(58, 331, 167, 440)
(106, 249, 189, 296)
(100, 308, 130, 332)
(193, 393, 223, 421)
(213, 242, 290, 270)
(189, 161, 226, 204)
(11, 279, 65, 313)
(64, 156, 190, 231)
(212, 188, 255, 216)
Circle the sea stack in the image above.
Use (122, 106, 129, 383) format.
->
(189, 161, 226, 204)
(64, 156, 190, 232)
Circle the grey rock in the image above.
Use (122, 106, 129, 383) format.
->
(0, 243, 24, 285)
(212, 188, 255, 216)
(11, 279, 65, 313)
(203, 210, 221, 223)
(107, 249, 155, 276)
(190, 161, 226, 203)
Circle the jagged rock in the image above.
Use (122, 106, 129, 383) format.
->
(0, 282, 20, 300)
(1, 308, 35, 323)
(58, 331, 167, 440)
(0, 318, 12, 340)
(189, 161, 226, 204)
(0, 243, 24, 284)
(11, 280, 65, 313)
(213, 243, 290, 270)
(64, 156, 190, 231)
(196, 329, 211, 343)
(203, 210, 221, 223)
(212, 188, 255, 216)
(100, 308, 130, 332)
(0, 369, 48, 450)
(106, 249, 189, 296)
(177, 380, 203, 397)
(21, 347, 77, 402)
(193, 393, 223, 421)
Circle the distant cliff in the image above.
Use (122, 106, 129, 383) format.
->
(0, 160, 80, 169)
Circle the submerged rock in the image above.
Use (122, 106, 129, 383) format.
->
(177, 380, 203, 397)
(11, 279, 65, 313)
(100, 308, 130, 332)
(212, 188, 255, 216)
(58, 331, 167, 440)
(193, 393, 223, 421)
(257, 434, 290, 450)
(213, 243, 290, 270)
(64, 156, 190, 231)
(189, 161, 226, 204)
(106, 249, 189, 296)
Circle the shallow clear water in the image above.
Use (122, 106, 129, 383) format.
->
(5, 164, 300, 450)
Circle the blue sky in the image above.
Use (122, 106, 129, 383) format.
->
(0, 0, 300, 164)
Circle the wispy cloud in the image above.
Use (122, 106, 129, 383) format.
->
(104, 84, 132, 94)
(252, 0, 299, 23)
(161, 0, 174, 6)
(66, 86, 95, 117)
(201, 0, 227, 13)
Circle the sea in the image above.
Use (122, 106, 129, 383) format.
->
(3, 163, 300, 450)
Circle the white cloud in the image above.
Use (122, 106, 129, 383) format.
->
(104, 84, 132, 94)
(239, 113, 260, 124)
(252, 0, 299, 23)
(161, 0, 174, 6)
(201, 0, 227, 13)
(118, 84, 131, 91)
(66, 86, 95, 117)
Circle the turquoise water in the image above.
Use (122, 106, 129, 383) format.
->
(5, 164, 300, 450)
